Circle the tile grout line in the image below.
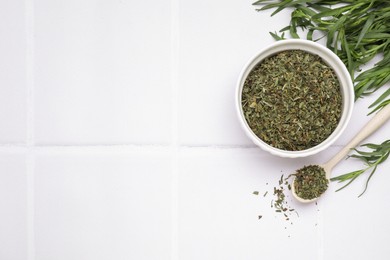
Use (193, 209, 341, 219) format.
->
(170, 0, 180, 258)
(0, 142, 345, 150)
(26, 154, 35, 260)
(317, 203, 324, 260)
(0, 143, 257, 149)
(25, 0, 35, 258)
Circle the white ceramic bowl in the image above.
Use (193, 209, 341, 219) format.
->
(236, 39, 354, 158)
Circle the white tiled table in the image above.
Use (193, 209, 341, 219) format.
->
(1, 1, 390, 259)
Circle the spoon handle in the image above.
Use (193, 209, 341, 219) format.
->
(325, 104, 390, 173)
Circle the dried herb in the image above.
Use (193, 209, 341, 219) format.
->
(331, 140, 390, 197)
(242, 50, 342, 151)
(253, 174, 298, 222)
(293, 165, 329, 200)
(272, 174, 297, 221)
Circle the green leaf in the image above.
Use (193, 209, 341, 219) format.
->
(326, 15, 348, 48)
(330, 169, 364, 182)
(334, 175, 359, 192)
(307, 29, 314, 40)
(355, 14, 375, 48)
(368, 100, 390, 115)
(279, 25, 291, 32)
(307, 3, 331, 13)
(342, 31, 354, 75)
(289, 19, 300, 38)
(358, 165, 377, 197)
(269, 31, 285, 40)
(312, 5, 351, 19)
(369, 88, 390, 108)
(364, 32, 390, 39)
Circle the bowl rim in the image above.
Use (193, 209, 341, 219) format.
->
(236, 39, 355, 158)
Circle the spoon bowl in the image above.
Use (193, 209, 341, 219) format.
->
(291, 104, 390, 203)
(291, 164, 328, 203)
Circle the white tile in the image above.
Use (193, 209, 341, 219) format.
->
(34, 150, 172, 260)
(178, 148, 320, 260)
(0, 1, 27, 143)
(178, 1, 290, 146)
(0, 153, 27, 260)
(321, 149, 390, 260)
(34, 0, 172, 145)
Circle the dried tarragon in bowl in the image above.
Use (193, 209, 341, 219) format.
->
(241, 50, 342, 151)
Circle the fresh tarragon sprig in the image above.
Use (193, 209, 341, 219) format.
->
(252, 0, 390, 114)
(330, 140, 390, 197)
